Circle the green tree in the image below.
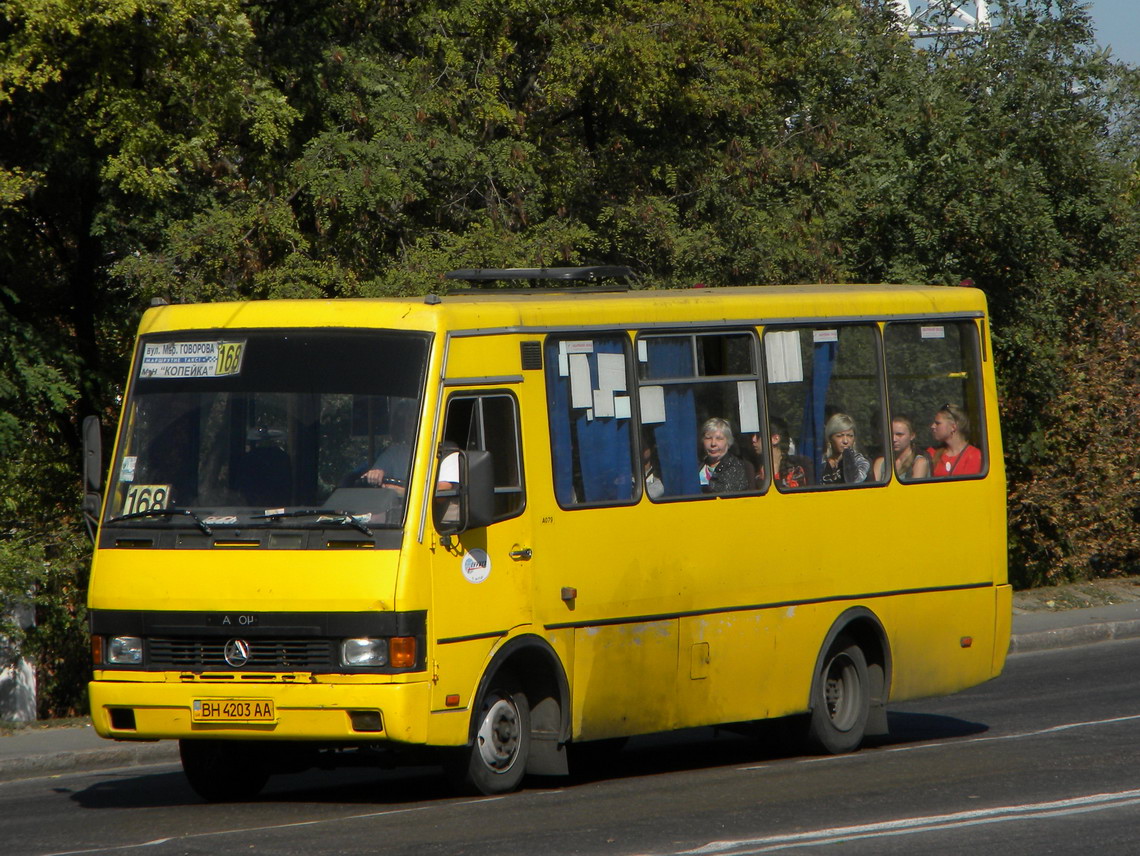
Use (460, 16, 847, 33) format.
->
(1, 0, 1138, 714)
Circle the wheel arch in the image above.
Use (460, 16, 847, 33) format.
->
(809, 607, 893, 737)
(470, 633, 571, 776)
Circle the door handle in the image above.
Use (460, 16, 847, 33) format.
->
(509, 547, 533, 561)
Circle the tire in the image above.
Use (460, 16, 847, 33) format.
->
(807, 635, 870, 754)
(447, 678, 531, 795)
(179, 739, 269, 802)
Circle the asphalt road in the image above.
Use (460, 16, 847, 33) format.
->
(3, 639, 1139, 856)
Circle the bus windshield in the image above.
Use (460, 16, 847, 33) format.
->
(104, 329, 430, 532)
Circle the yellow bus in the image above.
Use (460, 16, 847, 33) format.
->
(83, 269, 1011, 800)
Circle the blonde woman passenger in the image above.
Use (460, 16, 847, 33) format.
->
(818, 412, 870, 485)
(873, 415, 931, 482)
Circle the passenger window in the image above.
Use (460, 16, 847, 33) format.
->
(884, 321, 986, 480)
(762, 325, 886, 490)
(545, 335, 637, 507)
(636, 331, 762, 498)
(439, 392, 524, 521)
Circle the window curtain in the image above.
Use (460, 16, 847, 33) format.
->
(800, 340, 837, 462)
(643, 339, 700, 496)
(545, 338, 634, 504)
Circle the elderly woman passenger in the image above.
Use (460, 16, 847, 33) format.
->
(698, 417, 751, 494)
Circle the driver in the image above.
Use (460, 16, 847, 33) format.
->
(360, 401, 416, 494)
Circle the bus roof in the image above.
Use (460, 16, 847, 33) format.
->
(136, 283, 988, 337)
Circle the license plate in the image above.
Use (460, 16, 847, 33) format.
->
(191, 698, 275, 723)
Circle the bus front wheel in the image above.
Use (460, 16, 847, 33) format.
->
(807, 635, 870, 754)
(446, 676, 531, 795)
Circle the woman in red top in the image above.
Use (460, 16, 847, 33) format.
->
(927, 403, 983, 477)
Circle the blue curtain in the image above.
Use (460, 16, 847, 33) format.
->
(800, 340, 837, 462)
(643, 339, 700, 496)
(545, 338, 634, 504)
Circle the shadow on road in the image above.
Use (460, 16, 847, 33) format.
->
(70, 764, 454, 810)
(68, 712, 989, 808)
(879, 711, 990, 745)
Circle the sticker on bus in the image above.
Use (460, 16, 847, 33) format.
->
(462, 549, 491, 584)
(139, 340, 246, 379)
(119, 484, 172, 516)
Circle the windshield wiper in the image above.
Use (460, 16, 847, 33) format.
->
(106, 508, 214, 535)
(251, 509, 373, 537)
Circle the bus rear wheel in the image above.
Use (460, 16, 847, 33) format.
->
(446, 677, 531, 795)
(179, 739, 269, 802)
(807, 635, 870, 754)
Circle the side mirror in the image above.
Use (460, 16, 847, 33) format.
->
(83, 415, 102, 493)
(434, 449, 495, 536)
(82, 415, 103, 542)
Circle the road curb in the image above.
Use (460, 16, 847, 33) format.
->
(0, 741, 179, 782)
(1008, 618, 1140, 655)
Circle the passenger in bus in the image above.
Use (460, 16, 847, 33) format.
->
(434, 441, 462, 526)
(928, 403, 983, 477)
(751, 416, 812, 489)
(642, 444, 665, 499)
(698, 417, 751, 494)
(818, 413, 870, 485)
(872, 416, 931, 482)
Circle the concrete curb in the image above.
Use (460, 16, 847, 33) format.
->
(1007, 618, 1140, 655)
(0, 741, 179, 782)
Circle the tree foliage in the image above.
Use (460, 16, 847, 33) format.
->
(0, 0, 1137, 713)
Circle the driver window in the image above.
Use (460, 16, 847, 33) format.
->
(438, 392, 524, 523)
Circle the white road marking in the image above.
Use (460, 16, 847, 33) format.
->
(669, 789, 1140, 855)
(39, 805, 435, 856)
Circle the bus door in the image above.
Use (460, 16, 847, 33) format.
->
(428, 389, 533, 711)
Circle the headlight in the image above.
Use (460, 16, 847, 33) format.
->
(341, 637, 388, 667)
(108, 636, 143, 665)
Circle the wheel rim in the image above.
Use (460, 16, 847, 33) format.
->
(476, 695, 521, 772)
(823, 653, 861, 732)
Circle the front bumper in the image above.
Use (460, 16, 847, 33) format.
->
(89, 675, 432, 744)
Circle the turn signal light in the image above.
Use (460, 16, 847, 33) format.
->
(389, 636, 416, 668)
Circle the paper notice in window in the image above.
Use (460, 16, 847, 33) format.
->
(593, 388, 615, 418)
(765, 331, 803, 384)
(569, 353, 593, 409)
(640, 385, 666, 424)
(596, 352, 627, 393)
(738, 381, 760, 434)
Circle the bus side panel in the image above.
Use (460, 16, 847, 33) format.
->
(572, 620, 679, 741)
(880, 586, 1001, 702)
(676, 611, 776, 728)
